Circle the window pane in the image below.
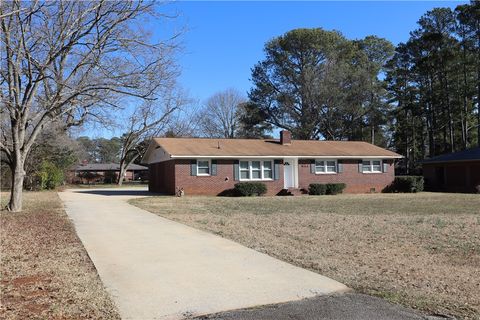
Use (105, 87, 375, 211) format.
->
(252, 170, 261, 179)
(198, 160, 209, 168)
(251, 161, 261, 170)
(263, 169, 272, 179)
(372, 161, 381, 172)
(327, 161, 336, 167)
(198, 167, 209, 174)
(263, 161, 272, 170)
(240, 170, 249, 179)
(326, 166, 336, 172)
(240, 161, 249, 169)
(362, 161, 371, 172)
(263, 161, 272, 179)
(315, 160, 325, 172)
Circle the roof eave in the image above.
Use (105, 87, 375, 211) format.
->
(170, 155, 403, 159)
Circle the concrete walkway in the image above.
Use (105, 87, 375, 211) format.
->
(59, 188, 348, 320)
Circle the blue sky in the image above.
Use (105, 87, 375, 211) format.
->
(84, 1, 464, 138)
(164, 1, 463, 103)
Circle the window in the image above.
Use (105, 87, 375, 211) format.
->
(263, 161, 273, 179)
(197, 160, 210, 175)
(240, 161, 250, 179)
(315, 160, 337, 174)
(362, 160, 382, 173)
(239, 160, 273, 181)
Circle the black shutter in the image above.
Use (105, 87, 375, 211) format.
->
(233, 160, 239, 181)
(211, 160, 217, 176)
(310, 159, 316, 174)
(337, 161, 343, 173)
(274, 159, 281, 180)
(190, 160, 197, 176)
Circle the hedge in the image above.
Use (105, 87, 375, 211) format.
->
(309, 183, 346, 195)
(384, 176, 424, 193)
(308, 183, 327, 195)
(234, 182, 267, 196)
(326, 183, 346, 195)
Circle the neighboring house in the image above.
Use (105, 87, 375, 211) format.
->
(69, 163, 148, 184)
(142, 131, 402, 195)
(422, 147, 480, 193)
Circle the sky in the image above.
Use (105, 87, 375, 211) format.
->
(84, 1, 464, 138)
(163, 1, 464, 103)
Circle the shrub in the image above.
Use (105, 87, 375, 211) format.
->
(104, 171, 117, 184)
(326, 183, 346, 195)
(308, 184, 327, 195)
(38, 161, 64, 190)
(384, 176, 424, 193)
(234, 182, 267, 196)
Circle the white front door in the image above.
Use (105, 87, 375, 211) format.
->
(284, 159, 295, 188)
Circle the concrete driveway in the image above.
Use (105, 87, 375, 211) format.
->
(59, 188, 348, 320)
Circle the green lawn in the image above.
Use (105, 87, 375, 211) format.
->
(131, 192, 480, 320)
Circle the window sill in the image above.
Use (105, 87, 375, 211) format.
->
(362, 171, 383, 174)
(239, 179, 274, 182)
(315, 172, 337, 175)
(196, 174, 211, 176)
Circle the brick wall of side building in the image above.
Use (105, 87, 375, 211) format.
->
(297, 159, 395, 193)
(149, 160, 176, 194)
(174, 159, 285, 196)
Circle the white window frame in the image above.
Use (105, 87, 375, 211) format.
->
(362, 159, 382, 173)
(239, 159, 274, 181)
(315, 159, 337, 174)
(197, 159, 211, 176)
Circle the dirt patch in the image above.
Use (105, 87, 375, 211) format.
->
(0, 191, 120, 320)
(131, 193, 480, 320)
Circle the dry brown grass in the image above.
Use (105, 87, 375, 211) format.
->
(0, 191, 120, 319)
(131, 193, 480, 320)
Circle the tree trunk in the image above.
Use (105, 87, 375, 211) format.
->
(117, 160, 126, 186)
(8, 162, 25, 212)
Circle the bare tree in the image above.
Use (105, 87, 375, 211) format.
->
(0, 1, 181, 211)
(117, 88, 189, 185)
(199, 88, 246, 138)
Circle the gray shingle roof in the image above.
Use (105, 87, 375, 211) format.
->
(422, 147, 480, 164)
(74, 163, 148, 171)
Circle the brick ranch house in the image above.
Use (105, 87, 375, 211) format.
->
(422, 147, 480, 193)
(142, 131, 402, 196)
(68, 163, 148, 184)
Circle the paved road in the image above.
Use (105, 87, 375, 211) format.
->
(59, 188, 348, 320)
(196, 293, 438, 320)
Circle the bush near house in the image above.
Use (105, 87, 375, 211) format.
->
(234, 182, 267, 196)
(309, 183, 346, 195)
(384, 176, 424, 193)
(326, 183, 346, 195)
(308, 183, 327, 195)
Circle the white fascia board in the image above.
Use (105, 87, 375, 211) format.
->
(170, 155, 403, 159)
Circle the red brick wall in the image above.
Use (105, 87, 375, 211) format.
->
(149, 161, 176, 194)
(149, 158, 396, 195)
(298, 159, 395, 193)
(174, 159, 285, 196)
(423, 161, 480, 193)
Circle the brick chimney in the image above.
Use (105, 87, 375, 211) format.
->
(280, 130, 292, 145)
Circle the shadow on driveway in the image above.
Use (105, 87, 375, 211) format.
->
(74, 189, 158, 197)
